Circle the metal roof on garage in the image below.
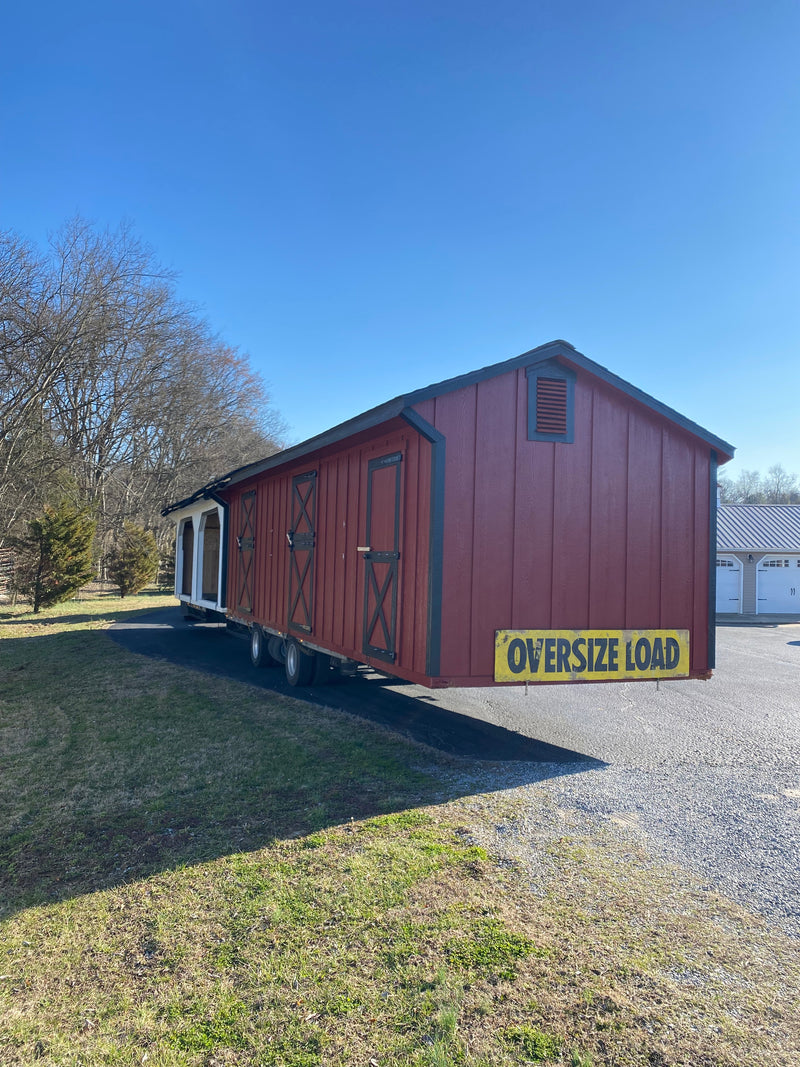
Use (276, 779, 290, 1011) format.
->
(717, 505, 800, 552)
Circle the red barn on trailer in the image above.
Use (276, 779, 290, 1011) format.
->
(166, 340, 734, 689)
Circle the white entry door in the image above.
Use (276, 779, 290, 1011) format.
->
(756, 556, 800, 613)
(715, 555, 742, 613)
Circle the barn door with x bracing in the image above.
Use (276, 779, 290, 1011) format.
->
(287, 471, 317, 633)
(362, 452, 402, 663)
(236, 490, 256, 614)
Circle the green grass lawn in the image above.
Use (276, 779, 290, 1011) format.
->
(1, 594, 798, 1066)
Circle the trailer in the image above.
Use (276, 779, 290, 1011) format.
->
(164, 339, 734, 689)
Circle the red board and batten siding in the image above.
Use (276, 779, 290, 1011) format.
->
(213, 344, 726, 688)
(223, 421, 434, 682)
(415, 363, 716, 684)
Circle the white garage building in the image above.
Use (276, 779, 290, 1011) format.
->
(716, 504, 800, 615)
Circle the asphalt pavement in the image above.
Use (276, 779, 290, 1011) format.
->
(111, 608, 800, 938)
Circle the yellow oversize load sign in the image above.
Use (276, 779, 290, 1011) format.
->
(494, 629, 691, 683)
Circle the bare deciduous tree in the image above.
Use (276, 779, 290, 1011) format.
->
(0, 217, 285, 554)
(718, 464, 800, 505)
(0, 231, 70, 529)
(761, 464, 799, 504)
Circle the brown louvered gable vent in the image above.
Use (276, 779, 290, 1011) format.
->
(536, 377, 568, 434)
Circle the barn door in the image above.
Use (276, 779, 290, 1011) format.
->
(236, 491, 256, 614)
(362, 452, 402, 663)
(287, 471, 317, 633)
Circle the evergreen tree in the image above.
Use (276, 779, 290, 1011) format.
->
(11, 501, 96, 613)
(106, 523, 159, 597)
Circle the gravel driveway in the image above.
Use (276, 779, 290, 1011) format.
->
(393, 622, 800, 939)
(113, 612, 800, 938)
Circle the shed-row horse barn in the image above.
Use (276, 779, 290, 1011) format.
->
(165, 340, 734, 689)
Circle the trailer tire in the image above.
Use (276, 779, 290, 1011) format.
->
(250, 627, 277, 668)
(285, 639, 314, 687)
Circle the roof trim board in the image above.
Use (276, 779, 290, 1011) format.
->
(401, 340, 734, 461)
(163, 339, 735, 515)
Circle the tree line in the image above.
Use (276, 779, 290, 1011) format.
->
(1, 218, 285, 582)
(718, 464, 800, 505)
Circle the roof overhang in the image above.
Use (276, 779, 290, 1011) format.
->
(718, 545, 800, 554)
(163, 339, 736, 513)
(162, 482, 231, 518)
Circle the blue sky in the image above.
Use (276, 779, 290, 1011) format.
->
(2, 0, 798, 479)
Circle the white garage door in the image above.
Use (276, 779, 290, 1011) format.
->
(716, 556, 742, 613)
(756, 556, 800, 613)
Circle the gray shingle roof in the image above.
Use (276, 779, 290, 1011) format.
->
(717, 505, 800, 552)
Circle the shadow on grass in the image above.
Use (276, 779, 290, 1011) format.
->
(110, 607, 602, 763)
(1, 617, 604, 919)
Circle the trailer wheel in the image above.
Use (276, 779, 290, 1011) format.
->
(285, 639, 314, 686)
(250, 627, 277, 668)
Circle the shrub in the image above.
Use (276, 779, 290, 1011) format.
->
(107, 523, 159, 597)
